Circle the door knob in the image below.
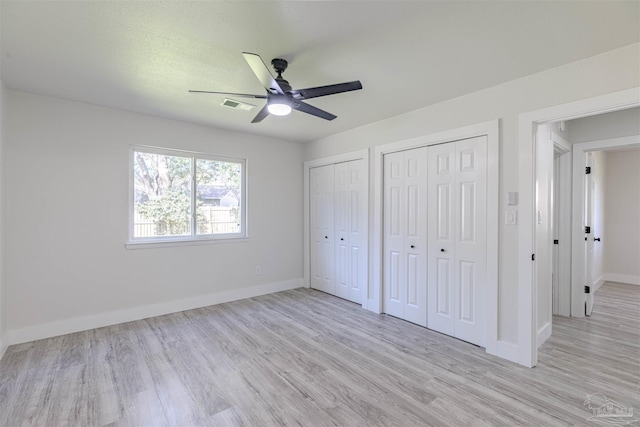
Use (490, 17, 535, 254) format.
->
(324, 236, 328, 239)
(340, 238, 344, 241)
(410, 245, 415, 249)
(441, 249, 445, 252)
(594, 237, 601, 241)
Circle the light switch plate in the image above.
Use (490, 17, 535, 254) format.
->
(506, 211, 517, 225)
(507, 192, 518, 206)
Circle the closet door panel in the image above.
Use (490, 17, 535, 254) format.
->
(453, 136, 487, 347)
(347, 159, 366, 303)
(428, 143, 455, 335)
(383, 151, 406, 318)
(383, 148, 428, 327)
(334, 162, 350, 300)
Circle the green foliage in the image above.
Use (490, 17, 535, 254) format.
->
(133, 151, 241, 237)
(137, 190, 191, 235)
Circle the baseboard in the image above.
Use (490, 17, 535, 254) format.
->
(7, 278, 303, 346)
(491, 340, 519, 364)
(0, 334, 7, 361)
(603, 273, 640, 286)
(592, 274, 607, 293)
(536, 322, 552, 349)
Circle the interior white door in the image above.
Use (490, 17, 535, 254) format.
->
(427, 142, 455, 336)
(347, 159, 366, 303)
(535, 129, 553, 347)
(334, 162, 350, 300)
(333, 160, 366, 304)
(585, 152, 595, 316)
(427, 136, 487, 347)
(383, 147, 428, 326)
(310, 164, 335, 294)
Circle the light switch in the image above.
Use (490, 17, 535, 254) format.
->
(507, 192, 518, 206)
(506, 211, 517, 225)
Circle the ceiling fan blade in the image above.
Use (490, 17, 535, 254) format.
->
(242, 52, 284, 95)
(251, 104, 270, 123)
(288, 81, 362, 100)
(293, 101, 337, 121)
(188, 90, 267, 99)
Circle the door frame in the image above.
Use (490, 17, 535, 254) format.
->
(372, 119, 500, 357)
(518, 87, 639, 367)
(552, 133, 572, 317)
(303, 149, 370, 308)
(572, 135, 640, 317)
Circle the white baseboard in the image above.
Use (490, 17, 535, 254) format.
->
(603, 273, 640, 286)
(592, 274, 607, 293)
(490, 340, 519, 364)
(536, 322, 552, 349)
(0, 334, 7, 361)
(7, 278, 303, 346)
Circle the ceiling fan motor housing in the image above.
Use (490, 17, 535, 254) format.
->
(271, 58, 292, 92)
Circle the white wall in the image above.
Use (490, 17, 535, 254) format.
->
(4, 90, 304, 343)
(304, 43, 640, 349)
(604, 148, 640, 284)
(569, 107, 640, 144)
(0, 80, 7, 358)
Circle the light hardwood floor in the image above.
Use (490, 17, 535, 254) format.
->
(1, 282, 638, 426)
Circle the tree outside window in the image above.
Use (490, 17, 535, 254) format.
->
(131, 148, 244, 240)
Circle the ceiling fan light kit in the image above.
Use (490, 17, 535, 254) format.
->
(190, 52, 362, 123)
(267, 95, 292, 116)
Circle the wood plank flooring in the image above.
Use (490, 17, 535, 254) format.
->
(1, 282, 638, 426)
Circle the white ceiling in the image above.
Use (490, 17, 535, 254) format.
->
(1, 1, 638, 143)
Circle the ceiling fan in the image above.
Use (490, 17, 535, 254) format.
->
(189, 52, 362, 123)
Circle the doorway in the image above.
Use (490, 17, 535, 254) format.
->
(520, 92, 640, 367)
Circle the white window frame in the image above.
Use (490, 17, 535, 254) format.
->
(126, 145, 248, 248)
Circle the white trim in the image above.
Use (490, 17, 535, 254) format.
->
(372, 120, 502, 357)
(592, 274, 607, 293)
(571, 135, 640, 316)
(495, 341, 519, 363)
(128, 145, 248, 245)
(551, 133, 572, 317)
(7, 279, 303, 345)
(303, 149, 370, 308)
(0, 335, 7, 361)
(603, 273, 640, 286)
(125, 236, 249, 250)
(518, 87, 640, 368)
(536, 321, 552, 349)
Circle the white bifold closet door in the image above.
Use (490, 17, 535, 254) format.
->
(382, 136, 487, 347)
(310, 159, 366, 304)
(383, 147, 429, 327)
(310, 164, 335, 295)
(427, 136, 487, 347)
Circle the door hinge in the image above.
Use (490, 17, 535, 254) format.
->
(585, 226, 591, 234)
(585, 285, 591, 294)
(531, 254, 535, 261)
(586, 166, 591, 174)
(554, 239, 559, 244)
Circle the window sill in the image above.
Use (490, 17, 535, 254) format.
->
(125, 236, 249, 250)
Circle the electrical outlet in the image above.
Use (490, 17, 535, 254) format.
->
(255, 266, 261, 276)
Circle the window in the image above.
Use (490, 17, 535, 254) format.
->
(129, 147, 246, 244)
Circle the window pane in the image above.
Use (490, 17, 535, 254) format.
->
(195, 158, 241, 235)
(133, 151, 192, 237)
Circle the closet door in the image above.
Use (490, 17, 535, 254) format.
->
(310, 164, 335, 295)
(427, 143, 456, 336)
(383, 148, 428, 326)
(334, 162, 351, 300)
(334, 160, 366, 304)
(427, 136, 487, 347)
